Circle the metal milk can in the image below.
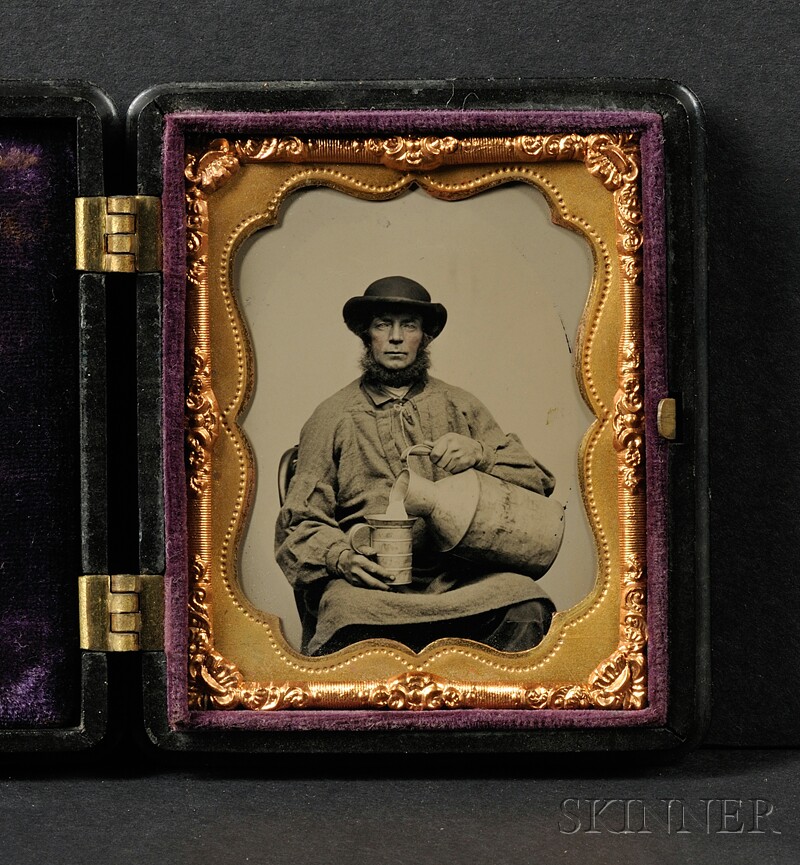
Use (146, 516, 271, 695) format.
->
(390, 444, 565, 578)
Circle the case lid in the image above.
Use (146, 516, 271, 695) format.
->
(0, 81, 114, 751)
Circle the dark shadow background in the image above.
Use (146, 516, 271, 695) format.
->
(1, 0, 798, 861)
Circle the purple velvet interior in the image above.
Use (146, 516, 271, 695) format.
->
(162, 109, 669, 732)
(0, 120, 80, 727)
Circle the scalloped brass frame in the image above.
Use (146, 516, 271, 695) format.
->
(183, 132, 647, 712)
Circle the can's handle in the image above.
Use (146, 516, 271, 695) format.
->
(401, 443, 433, 463)
(347, 523, 373, 555)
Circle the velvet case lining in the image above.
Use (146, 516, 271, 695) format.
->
(0, 119, 81, 728)
(160, 108, 670, 732)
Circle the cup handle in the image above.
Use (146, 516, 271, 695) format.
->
(347, 523, 372, 555)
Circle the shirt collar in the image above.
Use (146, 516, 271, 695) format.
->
(361, 377, 426, 406)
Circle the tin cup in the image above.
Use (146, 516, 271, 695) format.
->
(346, 515, 416, 586)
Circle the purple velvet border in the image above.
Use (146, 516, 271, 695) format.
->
(162, 109, 669, 732)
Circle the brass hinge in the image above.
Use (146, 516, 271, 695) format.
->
(79, 574, 164, 651)
(75, 195, 162, 273)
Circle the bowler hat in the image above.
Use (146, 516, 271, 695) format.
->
(342, 276, 448, 337)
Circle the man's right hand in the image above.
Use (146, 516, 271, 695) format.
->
(336, 548, 395, 591)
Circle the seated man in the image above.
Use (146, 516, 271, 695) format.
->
(275, 276, 559, 656)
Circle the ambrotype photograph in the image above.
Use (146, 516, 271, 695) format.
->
(181, 123, 658, 714)
(239, 187, 594, 656)
(273, 270, 565, 658)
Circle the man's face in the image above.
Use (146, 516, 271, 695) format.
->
(368, 311, 424, 370)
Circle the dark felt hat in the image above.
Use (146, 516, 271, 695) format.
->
(342, 276, 448, 337)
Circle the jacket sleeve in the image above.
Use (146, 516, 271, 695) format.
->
(461, 393, 556, 497)
(274, 408, 350, 589)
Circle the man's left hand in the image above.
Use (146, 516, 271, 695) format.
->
(428, 433, 484, 474)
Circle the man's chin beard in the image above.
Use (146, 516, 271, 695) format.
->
(360, 346, 431, 388)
